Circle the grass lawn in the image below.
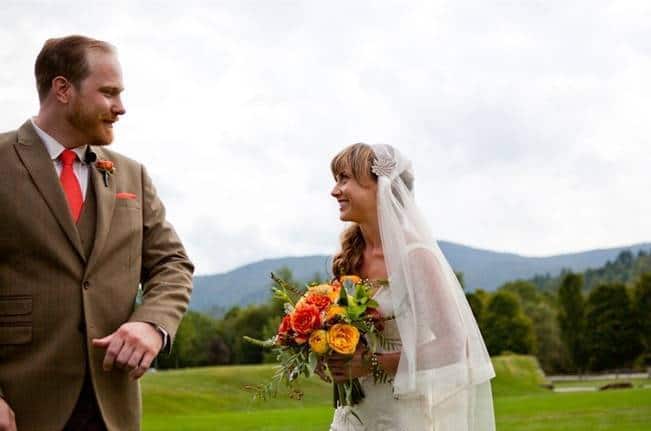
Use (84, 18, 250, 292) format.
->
(141, 355, 651, 431)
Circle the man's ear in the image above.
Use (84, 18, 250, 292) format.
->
(51, 76, 74, 104)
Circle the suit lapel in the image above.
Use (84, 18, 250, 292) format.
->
(85, 147, 116, 275)
(14, 120, 86, 262)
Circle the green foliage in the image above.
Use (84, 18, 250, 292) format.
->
(483, 291, 535, 355)
(585, 283, 642, 370)
(466, 292, 484, 325)
(530, 250, 651, 292)
(171, 256, 651, 375)
(219, 304, 277, 364)
(527, 301, 568, 372)
(342, 281, 379, 320)
(558, 273, 588, 372)
(157, 311, 227, 369)
(634, 273, 651, 353)
(494, 281, 567, 373)
(216, 268, 323, 366)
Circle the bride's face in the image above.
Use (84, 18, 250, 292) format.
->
(331, 166, 377, 223)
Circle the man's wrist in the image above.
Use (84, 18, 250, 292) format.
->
(145, 322, 169, 350)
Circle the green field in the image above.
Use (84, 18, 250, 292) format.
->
(141, 355, 651, 431)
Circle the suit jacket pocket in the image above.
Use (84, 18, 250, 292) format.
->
(0, 296, 32, 344)
(0, 325, 31, 344)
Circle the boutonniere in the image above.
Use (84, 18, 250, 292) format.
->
(96, 160, 115, 187)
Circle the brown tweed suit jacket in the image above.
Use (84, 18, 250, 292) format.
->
(0, 120, 194, 431)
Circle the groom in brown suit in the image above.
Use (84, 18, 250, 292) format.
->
(0, 36, 194, 430)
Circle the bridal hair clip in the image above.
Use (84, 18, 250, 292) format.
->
(371, 154, 397, 177)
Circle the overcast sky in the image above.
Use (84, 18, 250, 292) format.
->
(2, 0, 650, 275)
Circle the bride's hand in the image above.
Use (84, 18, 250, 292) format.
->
(314, 356, 332, 383)
(327, 345, 369, 383)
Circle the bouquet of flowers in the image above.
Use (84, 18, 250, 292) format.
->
(243, 273, 396, 411)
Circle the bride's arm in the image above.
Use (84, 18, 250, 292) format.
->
(405, 245, 467, 369)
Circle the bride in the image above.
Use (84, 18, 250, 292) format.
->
(323, 143, 496, 431)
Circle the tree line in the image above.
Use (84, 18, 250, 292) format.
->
(157, 252, 651, 374)
(467, 271, 651, 373)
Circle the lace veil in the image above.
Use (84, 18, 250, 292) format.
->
(372, 144, 496, 430)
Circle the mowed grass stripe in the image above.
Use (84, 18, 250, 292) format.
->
(141, 356, 651, 430)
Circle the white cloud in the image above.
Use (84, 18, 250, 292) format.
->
(1, 0, 649, 274)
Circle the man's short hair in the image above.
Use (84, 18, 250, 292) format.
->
(34, 35, 115, 102)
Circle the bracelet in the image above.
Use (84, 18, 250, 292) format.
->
(370, 352, 383, 381)
(369, 352, 393, 384)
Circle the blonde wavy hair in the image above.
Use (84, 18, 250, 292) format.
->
(330, 143, 377, 277)
(330, 143, 416, 278)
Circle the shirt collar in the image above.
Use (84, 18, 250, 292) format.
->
(30, 118, 88, 164)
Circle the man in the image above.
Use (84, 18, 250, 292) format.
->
(0, 35, 194, 431)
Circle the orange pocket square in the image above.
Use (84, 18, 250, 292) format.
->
(116, 192, 137, 200)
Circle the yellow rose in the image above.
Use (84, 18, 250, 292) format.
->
(325, 305, 347, 322)
(309, 329, 328, 354)
(340, 275, 362, 285)
(308, 283, 333, 294)
(327, 324, 360, 355)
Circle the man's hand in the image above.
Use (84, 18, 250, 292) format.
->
(0, 397, 17, 431)
(92, 322, 163, 380)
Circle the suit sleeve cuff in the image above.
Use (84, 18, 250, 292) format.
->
(155, 325, 171, 353)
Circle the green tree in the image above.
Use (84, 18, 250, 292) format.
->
(483, 291, 535, 355)
(217, 267, 304, 364)
(585, 283, 642, 370)
(466, 292, 484, 326)
(634, 273, 651, 353)
(557, 273, 588, 372)
(157, 310, 225, 369)
(499, 280, 567, 372)
(219, 304, 276, 364)
(529, 301, 568, 372)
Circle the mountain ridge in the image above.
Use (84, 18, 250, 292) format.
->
(190, 241, 651, 312)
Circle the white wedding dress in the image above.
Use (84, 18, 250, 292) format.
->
(330, 285, 432, 431)
(330, 144, 495, 431)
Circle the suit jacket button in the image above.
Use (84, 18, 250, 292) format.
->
(83, 281, 90, 289)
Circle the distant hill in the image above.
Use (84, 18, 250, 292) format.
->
(529, 248, 651, 292)
(190, 241, 651, 312)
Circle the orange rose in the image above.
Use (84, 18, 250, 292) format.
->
(305, 292, 332, 312)
(96, 159, 115, 173)
(290, 304, 322, 336)
(327, 324, 360, 355)
(308, 283, 340, 302)
(276, 315, 292, 345)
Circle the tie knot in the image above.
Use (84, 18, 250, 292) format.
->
(59, 149, 77, 166)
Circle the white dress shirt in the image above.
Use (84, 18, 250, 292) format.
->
(31, 118, 90, 199)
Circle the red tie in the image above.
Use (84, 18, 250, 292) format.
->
(59, 149, 83, 223)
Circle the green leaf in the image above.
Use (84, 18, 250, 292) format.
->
(338, 283, 349, 306)
(308, 352, 317, 377)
